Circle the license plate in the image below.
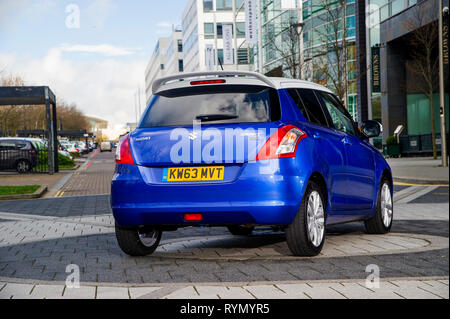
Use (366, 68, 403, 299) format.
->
(162, 166, 225, 182)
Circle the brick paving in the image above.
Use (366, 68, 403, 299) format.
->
(56, 150, 114, 197)
(0, 151, 448, 299)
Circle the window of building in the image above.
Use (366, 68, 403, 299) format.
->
(203, 0, 213, 11)
(236, 22, 245, 37)
(177, 40, 183, 52)
(217, 49, 224, 64)
(237, 48, 248, 64)
(160, 64, 164, 70)
(216, 23, 233, 37)
(235, 0, 244, 8)
(178, 59, 184, 72)
(204, 23, 214, 35)
(216, 0, 232, 10)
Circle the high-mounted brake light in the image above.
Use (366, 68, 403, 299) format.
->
(115, 134, 135, 165)
(190, 79, 226, 85)
(255, 125, 307, 161)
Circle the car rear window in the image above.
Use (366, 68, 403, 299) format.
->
(139, 85, 281, 128)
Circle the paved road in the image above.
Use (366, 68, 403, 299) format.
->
(54, 149, 114, 197)
(0, 151, 448, 299)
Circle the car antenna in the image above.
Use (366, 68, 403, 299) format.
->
(218, 57, 224, 71)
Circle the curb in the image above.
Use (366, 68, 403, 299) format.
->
(59, 164, 80, 171)
(0, 185, 48, 201)
(394, 177, 449, 186)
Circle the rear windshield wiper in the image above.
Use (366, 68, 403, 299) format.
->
(195, 114, 239, 122)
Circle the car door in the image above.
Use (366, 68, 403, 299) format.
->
(315, 91, 375, 210)
(0, 140, 17, 169)
(288, 88, 348, 212)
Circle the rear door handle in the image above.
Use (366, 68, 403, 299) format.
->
(313, 133, 322, 140)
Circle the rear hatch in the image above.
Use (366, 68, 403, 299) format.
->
(130, 84, 282, 167)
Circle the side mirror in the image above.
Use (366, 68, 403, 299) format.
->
(361, 120, 382, 138)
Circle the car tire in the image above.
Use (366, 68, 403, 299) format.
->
(16, 159, 31, 174)
(364, 178, 393, 234)
(115, 224, 162, 256)
(286, 181, 326, 256)
(227, 225, 254, 236)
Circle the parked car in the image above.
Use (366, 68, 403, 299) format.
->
(111, 71, 392, 257)
(62, 142, 80, 154)
(100, 141, 112, 152)
(0, 138, 39, 173)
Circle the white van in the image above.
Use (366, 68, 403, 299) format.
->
(100, 141, 112, 152)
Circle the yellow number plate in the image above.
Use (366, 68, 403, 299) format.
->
(162, 166, 225, 182)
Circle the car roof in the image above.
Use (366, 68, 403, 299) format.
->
(0, 137, 32, 142)
(267, 77, 332, 93)
(152, 71, 333, 96)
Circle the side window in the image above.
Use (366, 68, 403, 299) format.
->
(286, 89, 310, 121)
(296, 89, 329, 127)
(0, 141, 16, 151)
(316, 91, 356, 136)
(15, 142, 28, 150)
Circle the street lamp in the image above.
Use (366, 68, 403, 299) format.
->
(439, 0, 448, 167)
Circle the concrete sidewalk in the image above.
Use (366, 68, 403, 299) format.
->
(387, 157, 449, 185)
(0, 277, 447, 299)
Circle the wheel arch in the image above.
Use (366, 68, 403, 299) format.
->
(381, 168, 393, 190)
(308, 171, 328, 210)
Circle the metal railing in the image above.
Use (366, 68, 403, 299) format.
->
(0, 148, 50, 174)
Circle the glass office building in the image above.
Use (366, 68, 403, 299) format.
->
(302, 0, 358, 119)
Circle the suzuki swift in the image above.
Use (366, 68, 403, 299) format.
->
(111, 71, 393, 257)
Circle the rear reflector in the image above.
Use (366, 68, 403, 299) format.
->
(190, 79, 226, 85)
(184, 213, 203, 221)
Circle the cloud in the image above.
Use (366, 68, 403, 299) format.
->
(86, 0, 116, 28)
(0, 0, 57, 30)
(156, 21, 173, 28)
(0, 47, 147, 140)
(60, 44, 137, 57)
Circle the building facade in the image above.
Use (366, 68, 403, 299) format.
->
(182, 0, 254, 73)
(302, 0, 359, 120)
(144, 27, 184, 105)
(259, 0, 300, 76)
(365, 0, 449, 149)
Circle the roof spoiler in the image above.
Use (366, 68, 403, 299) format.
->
(152, 71, 276, 95)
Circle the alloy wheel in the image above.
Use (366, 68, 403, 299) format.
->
(306, 191, 325, 247)
(138, 230, 160, 247)
(380, 183, 393, 227)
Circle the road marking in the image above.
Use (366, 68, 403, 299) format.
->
(395, 186, 439, 204)
(395, 182, 449, 187)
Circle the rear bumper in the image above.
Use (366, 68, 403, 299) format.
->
(111, 159, 308, 227)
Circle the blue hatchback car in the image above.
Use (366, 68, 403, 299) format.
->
(111, 71, 393, 257)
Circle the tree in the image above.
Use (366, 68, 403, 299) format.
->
(266, 20, 306, 79)
(308, 0, 349, 106)
(0, 74, 90, 136)
(404, 5, 439, 159)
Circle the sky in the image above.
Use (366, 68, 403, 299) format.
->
(0, 0, 187, 139)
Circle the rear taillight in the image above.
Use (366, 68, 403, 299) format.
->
(115, 135, 135, 165)
(255, 125, 307, 161)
